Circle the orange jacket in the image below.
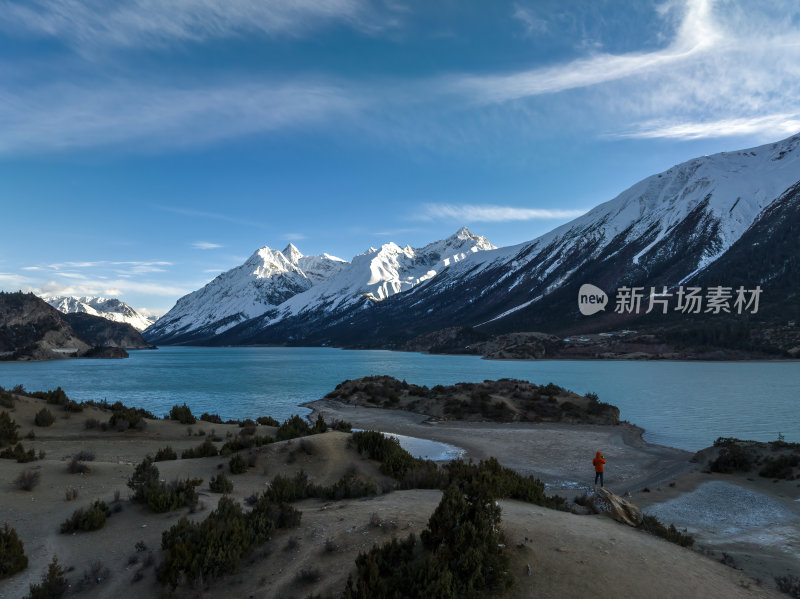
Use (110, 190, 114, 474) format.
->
(593, 451, 606, 473)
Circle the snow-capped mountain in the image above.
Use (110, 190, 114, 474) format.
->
(144, 245, 348, 343)
(202, 133, 800, 346)
(147, 133, 800, 348)
(45, 296, 154, 332)
(144, 228, 494, 344)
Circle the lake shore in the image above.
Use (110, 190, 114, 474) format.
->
(304, 398, 800, 590)
(303, 398, 695, 493)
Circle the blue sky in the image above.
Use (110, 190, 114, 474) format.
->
(2, 0, 800, 315)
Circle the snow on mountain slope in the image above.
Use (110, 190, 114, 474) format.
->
(429, 133, 800, 300)
(268, 227, 495, 321)
(144, 244, 348, 343)
(282, 243, 348, 284)
(46, 296, 154, 331)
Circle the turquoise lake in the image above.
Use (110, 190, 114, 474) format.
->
(1, 346, 797, 451)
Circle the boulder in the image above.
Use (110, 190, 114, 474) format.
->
(588, 488, 643, 527)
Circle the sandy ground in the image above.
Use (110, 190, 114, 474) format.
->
(0, 394, 792, 599)
(307, 399, 800, 593)
(305, 399, 696, 494)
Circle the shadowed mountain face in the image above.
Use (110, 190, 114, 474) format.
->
(62, 312, 154, 350)
(0, 292, 140, 360)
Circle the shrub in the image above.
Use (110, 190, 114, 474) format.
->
(0, 523, 28, 579)
(200, 412, 223, 424)
(15, 469, 40, 491)
(209, 473, 233, 493)
(72, 450, 95, 462)
(65, 488, 78, 501)
(127, 457, 202, 513)
(27, 556, 68, 599)
(67, 457, 90, 474)
(34, 409, 56, 428)
(158, 495, 301, 589)
(775, 574, 800, 599)
(0, 442, 37, 463)
(344, 483, 512, 598)
(0, 388, 14, 408)
(0, 411, 20, 446)
(275, 415, 312, 441)
(709, 444, 752, 473)
(169, 403, 196, 425)
(220, 434, 274, 455)
(153, 446, 178, 462)
(84, 418, 101, 430)
(641, 514, 694, 547)
(759, 454, 800, 479)
(228, 453, 248, 474)
(106, 401, 153, 431)
(256, 415, 279, 426)
(181, 439, 218, 459)
(60, 501, 110, 533)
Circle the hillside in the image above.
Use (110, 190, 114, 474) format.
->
(0, 292, 133, 360)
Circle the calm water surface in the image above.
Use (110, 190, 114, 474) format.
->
(1, 347, 797, 451)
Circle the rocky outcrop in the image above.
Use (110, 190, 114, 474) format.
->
(0, 292, 132, 361)
(588, 488, 643, 527)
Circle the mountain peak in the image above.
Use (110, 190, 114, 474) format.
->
(282, 243, 303, 264)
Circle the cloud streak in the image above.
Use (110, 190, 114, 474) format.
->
(191, 241, 223, 250)
(0, 0, 378, 50)
(613, 113, 800, 141)
(453, 0, 720, 104)
(0, 81, 360, 154)
(418, 204, 586, 223)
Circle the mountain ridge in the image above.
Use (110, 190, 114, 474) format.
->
(144, 133, 800, 354)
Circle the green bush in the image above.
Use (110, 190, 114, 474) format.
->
(107, 401, 152, 431)
(256, 415, 279, 426)
(60, 501, 109, 533)
(34, 408, 56, 428)
(344, 483, 511, 598)
(759, 454, 800, 479)
(169, 404, 196, 425)
(275, 415, 312, 441)
(228, 453, 248, 474)
(158, 495, 301, 589)
(0, 411, 20, 447)
(0, 442, 37, 463)
(153, 446, 178, 462)
(27, 556, 68, 599)
(127, 457, 202, 513)
(219, 434, 274, 455)
(709, 444, 752, 473)
(0, 523, 28, 579)
(641, 515, 694, 547)
(0, 388, 15, 408)
(209, 473, 234, 494)
(200, 412, 223, 424)
(181, 439, 218, 459)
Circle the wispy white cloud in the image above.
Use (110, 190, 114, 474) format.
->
(0, 81, 360, 154)
(0, 0, 380, 50)
(281, 233, 306, 241)
(191, 241, 223, 250)
(454, 0, 719, 104)
(417, 204, 587, 223)
(613, 113, 800, 141)
(512, 4, 548, 37)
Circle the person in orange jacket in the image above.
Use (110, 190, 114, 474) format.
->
(593, 451, 606, 491)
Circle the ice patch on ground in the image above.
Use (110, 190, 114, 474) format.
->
(645, 481, 797, 538)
